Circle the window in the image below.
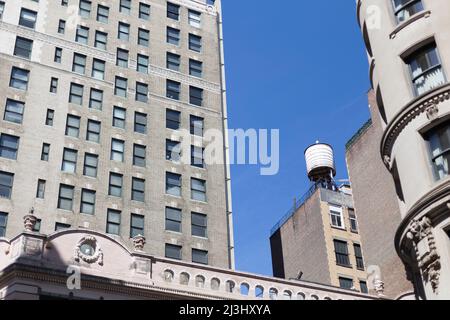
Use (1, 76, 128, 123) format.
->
(69, 83, 84, 105)
(111, 139, 124, 162)
(167, 52, 180, 71)
(133, 144, 146, 167)
(49, 77, 58, 93)
(189, 59, 202, 78)
(138, 28, 149, 47)
(349, 209, 358, 233)
(86, 119, 101, 143)
(392, 0, 424, 23)
(339, 277, 354, 290)
(425, 122, 450, 180)
(109, 173, 123, 197)
(113, 106, 126, 128)
(118, 22, 130, 41)
(80, 189, 96, 215)
(33, 219, 41, 232)
(191, 212, 207, 238)
(166, 140, 181, 162)
(0, 134, 19, 160)
(115, 76, 127, 97)
(167, 27, 180, 45)
(167, 2, 180, 20)
(61, 0, 69, 6)
(166, 80, 181, 100)
(106, 209, 121, 235)
(55, 222, 71, 231)
(14, 37, 33, 59)
(0, 172, 13, 199)
(97, 5, 109, 23)
(137, 54, 149, 73)
(94, 31, 107, 50)
(89, 89, 103, 110)
(0, 2, 4, 20)
(58, 184, 74, 211)
(191, 178, 206, 202)
(165, 207, 181, 232)
(392, 160, 405, 202)
(4, 99, 24, 124)
(10, 67, 29, 90)
(75, 25, 89, 44)
(189, 34, 202, 52)
(360, 281, 368, 294)
(136, 82, 148, 102)
(166, 109, 180, 130)
(166, 172, 181, 197)
(130, 214, 144, 238)
(334, 240, 351, 267)
(19, 8, 37, 29)
(92, 59, 105, 80)
(61, 148, 77, 173)
(188, 10, 201, 28)
(165, 244, 182, 260)
(58, 20, 65, 34)
(54, 47, 62, 63)
(65, 115, 80, 138)
(72, 53, 86, 74)
(189, 86, 203, 106)
(131, 178, 145, 202)
(354, 243, 365, 270)
(191, 146, 204, 168)
(83, 153, 98, 177)
(0, 212, 7, 237)
(45, 109, 54, 126)
(41, 143, 50, 161)
(134, 112, 147, 134)
(139, 3, 150, 20)
(190, 115, 204, 136)
(116, 48, 129, 68)
(330, 205, 344, 229)
(192, 249, 208, 265)
(79, 0, 91, 18)
(120, 0, 131, 14)
(406, 43, 445, 96)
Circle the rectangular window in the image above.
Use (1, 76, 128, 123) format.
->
(86, 119, 101, 143)
(166, 172, 181, 197)
(58, 20, 65, 34)
(79, 0, 91, 18)
(75, 25, 89, 44)
(191, 146, 204, 168)
(33, 219, 41, 232)
(0, 172, 13, 199)
(14, 37, 33, 59)
(392, 0, 424, 23)
(45, 109, 54, 126)
(120, 0, 131, 14)
(89, 88, 103, 110)
(41, 143, 50, 161)
(58, 184, 74, 211)
(330, 205, 344, 229)
(96, 5, 109, 23)
(136, 82, 148, 102)
(131, 177, 145, 202)
(65, 115, 80, 138)
(69, 83, 84, 105)
(167, 2, 180, 20)
(165, 207, 181, 232)
(55, 222, 71, 231)
(80, 189, 96, 215)
(116, 48, 129, 68)
(111, 138, 124, 162)
(137, 54, 149, 73)
(106, 209, 121, 235)
(133, 144, 146, 167)
(349, 209, 358, 233)
(138, 28, 149, 47)
(113, 106, 126, 129)
(334, 239, 351, 267)
(61, 148, 77, 173)
(166, 80, 181, 100)
(19, 8, 37, 29)
(188, 10, 201, 28)
(139, 3, 150, 20)
(165, 243, 181, 260)
(83, 153, 98, 177)
(109, 173, 123, 197)
(189, 86, 203, 106)
(134, 112, 147, 134)
(191, 178, 206, 202)
(118, 22, 130, 41)
(425, 122, 450, 181)
(50, 77, 58, 93)
(166, 27, 180, 45)
(190, 115, 204, 136)
(166, 109, 180, 130)
(192, 249, 208, 265)
(0, 134, 19, 160)
(0, 2, 4, 21)
(92, 59, 105, 80)
(339, 277, 354, 290)
(115, 76, 127, 97)
(10, 67, 29, 90)
(191, 212, 207, 238)
(354, 243, 365, 270)
(189, 59, 202, 78)
(54, 47, 62, 63)
(94, 31, 107, 50)
(4, 99, 25, 124)
(166, 140, 181, 162)
(130, 214, 144, 238)
(189, 34, 202, 52)
(0, 212, 7, 237)
(167, 52, 180, 71)
(360, 281, 368, 294)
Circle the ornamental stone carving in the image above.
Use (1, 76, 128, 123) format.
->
(406, 216, 441, 293)
(373, 276, 385, 297)
(132, 235, 146, 251)
(23, 208, 37, 232)
(74, 236, 104, 266)
(426, 103, 439, 121)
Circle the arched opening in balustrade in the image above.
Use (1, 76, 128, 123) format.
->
(297, 292, 306, 300)
(211, 278, 220, 291)
(283, 290, 292, 300)
(195, 275, 206, 288)
(269, 288, 278, 300)
(163, 269, 174, 282)
(324, 297, 332, 300)
(240, 283, 250, 296)
(225, 280, 236, 293)
(310, 294, 319, 300)
(179, 272, 190, 285)
(255, 286, 264, 299)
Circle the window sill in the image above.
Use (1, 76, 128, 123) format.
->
(330, 225, 347, 232)
(336, 263, 353, 269)
(390, 10, 431, 39)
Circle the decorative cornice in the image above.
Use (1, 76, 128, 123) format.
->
(389, 11, 431, 39)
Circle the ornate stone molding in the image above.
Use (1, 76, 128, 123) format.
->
(23, 208, 37, 232)
(74, 236, 104, 266)
(132, 235, 146, 252)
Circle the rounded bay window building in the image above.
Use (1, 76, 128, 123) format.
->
(357, 0, 450, 299)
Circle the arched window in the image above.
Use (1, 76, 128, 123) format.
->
(225, 280, 235, 293)
(240, 283, 250, 296)
(297, 292, 306, 300)
(269, 288, 278, 300)
(179, 272, 190, 285)
(195, 275, 206, 288)
(283, 290, 292, 300)
(211, 278, 220, 291)
(255, 286, 264, 299)
(164, 269, 174, 282)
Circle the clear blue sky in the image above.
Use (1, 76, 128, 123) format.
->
(222, 1, 371, 276)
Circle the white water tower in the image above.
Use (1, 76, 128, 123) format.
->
(304, 142, 336, 183)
